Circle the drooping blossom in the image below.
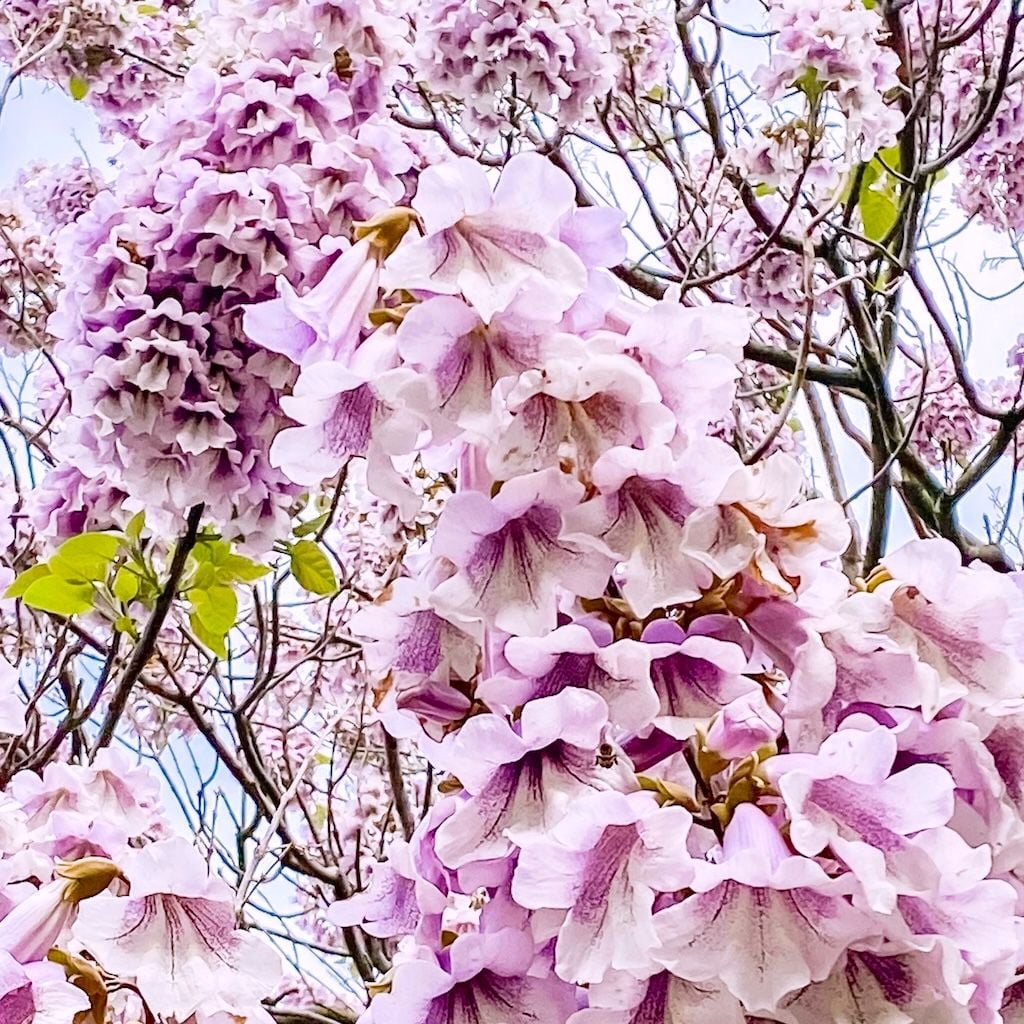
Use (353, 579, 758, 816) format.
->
(382, 154, 588, 324)
(73, 838, 282, 1021)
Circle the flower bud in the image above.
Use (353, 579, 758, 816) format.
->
(706, 691, 782, 761)
(354, 207, 420, 259)
(54, 857, 121, 904)
(0, 858, 120, 964)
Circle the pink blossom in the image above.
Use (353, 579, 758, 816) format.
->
(490, 622, 660, 733)
(431, 469, 615, 636)
(351, 577, 481, 735)
(705, 689, 783, 760)
(329, 840, 446, 940)
(0, 858, 120, 964)
(765, 726, 956, 911)
(653, 803, 875, 1014)
(622, 300, 746, 444)
(395, 296, 546, 431)
(878, 539, 1024, 714)
(0, 951, 89, 1024)
(568, 970, 745, 1024)
(73, 838, 281, 1021)
(270, 328, 431, 515)
(382, 154, 588, 324)
(433, 688, 626, 868)
(244, 236, 381, 364)
(513, 791, 693, 983)
(753, 0, 903, 159)
(562, 445, 725, 617)
(362, 929, 576, 1024)
(638, 619, 756, 733)
(486, 347, 675, 480)
(777, 945, 975, 1024)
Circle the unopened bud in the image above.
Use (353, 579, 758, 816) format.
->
(55, 857, 121, 903)
(354, 207, 420, 258)
(48, 948, 108, 1024)
(863, 566, 893, 592)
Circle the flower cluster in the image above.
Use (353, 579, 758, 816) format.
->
(0, 161, 101, 355)
(907, 0, 1024, 231)
(48, 0, 417, 550)
(411, 0, 673, 135)
(0, 750, 281, 1022)
(713, 360, 807, 461)
(0, 189, 59, 355)
(0, 0, 194, 138)
(753, 0, 903, 161)
(232, 150, 1024, 1022)
(893, 348, 1000, 476)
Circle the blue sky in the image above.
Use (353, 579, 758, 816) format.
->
(0, 75, 111, 185)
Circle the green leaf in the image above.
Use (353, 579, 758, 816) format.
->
(189, 561, 218, 590)
(5, 563, 52, 599)
(190, 612, 227, 658)
(125, 511, 146, 543)
(49, 533, 121, 583)
(191, 584, 238, 635)
(859, 185, 899, 243)
(293, 512, 330, 538)
(136, 2, 161, 12)
(112, 566, 140, 603)
(290, 541, 337, 596)
(792, 67, 823, 104)
(68, 75, 89, 100)
(196, 539, 232, 566)
(21, 576, 94, 616)
(875, 144, 902, 175)
(221, 554, 269, 583)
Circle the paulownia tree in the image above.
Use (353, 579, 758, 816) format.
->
(1, 0, 1024, 1022)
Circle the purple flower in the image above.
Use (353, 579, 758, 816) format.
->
(395, 296, 545, 430)
(653, 803, 875, 1014)
(382, 154, 587, 324)
(568, 971, 744, 1024)
(563, 445, 722, 617)
(485, 347, 675, 481)
(488, 622, 660, 734)
(431, 469, 615, 636)
(765, 726, 956, 912)
(363, 929, 576, 1024)
(513, 791, 693, 983)
(433, 688, 627, 868)
(73, 838, 281, 1021)
(244, 236, 381, 364)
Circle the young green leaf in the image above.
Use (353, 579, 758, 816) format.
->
(221, 554, 270, 583)
(49, 533, 122, 583)
(5, 563, 52, 599)
(859, 186, 899, 243)
(21, 577, 94, 616)
(293, 512, 330, 538)
(290, 541, 338, 596)
(190, 612, 228, 658)
(189, 561, 219, 590)
(113, 613, 136, 634)
(125, 510, 146, 543)
(191, 584, 238, 636)
(69, 75, 90, 100)
(112, 567, 141, 603)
